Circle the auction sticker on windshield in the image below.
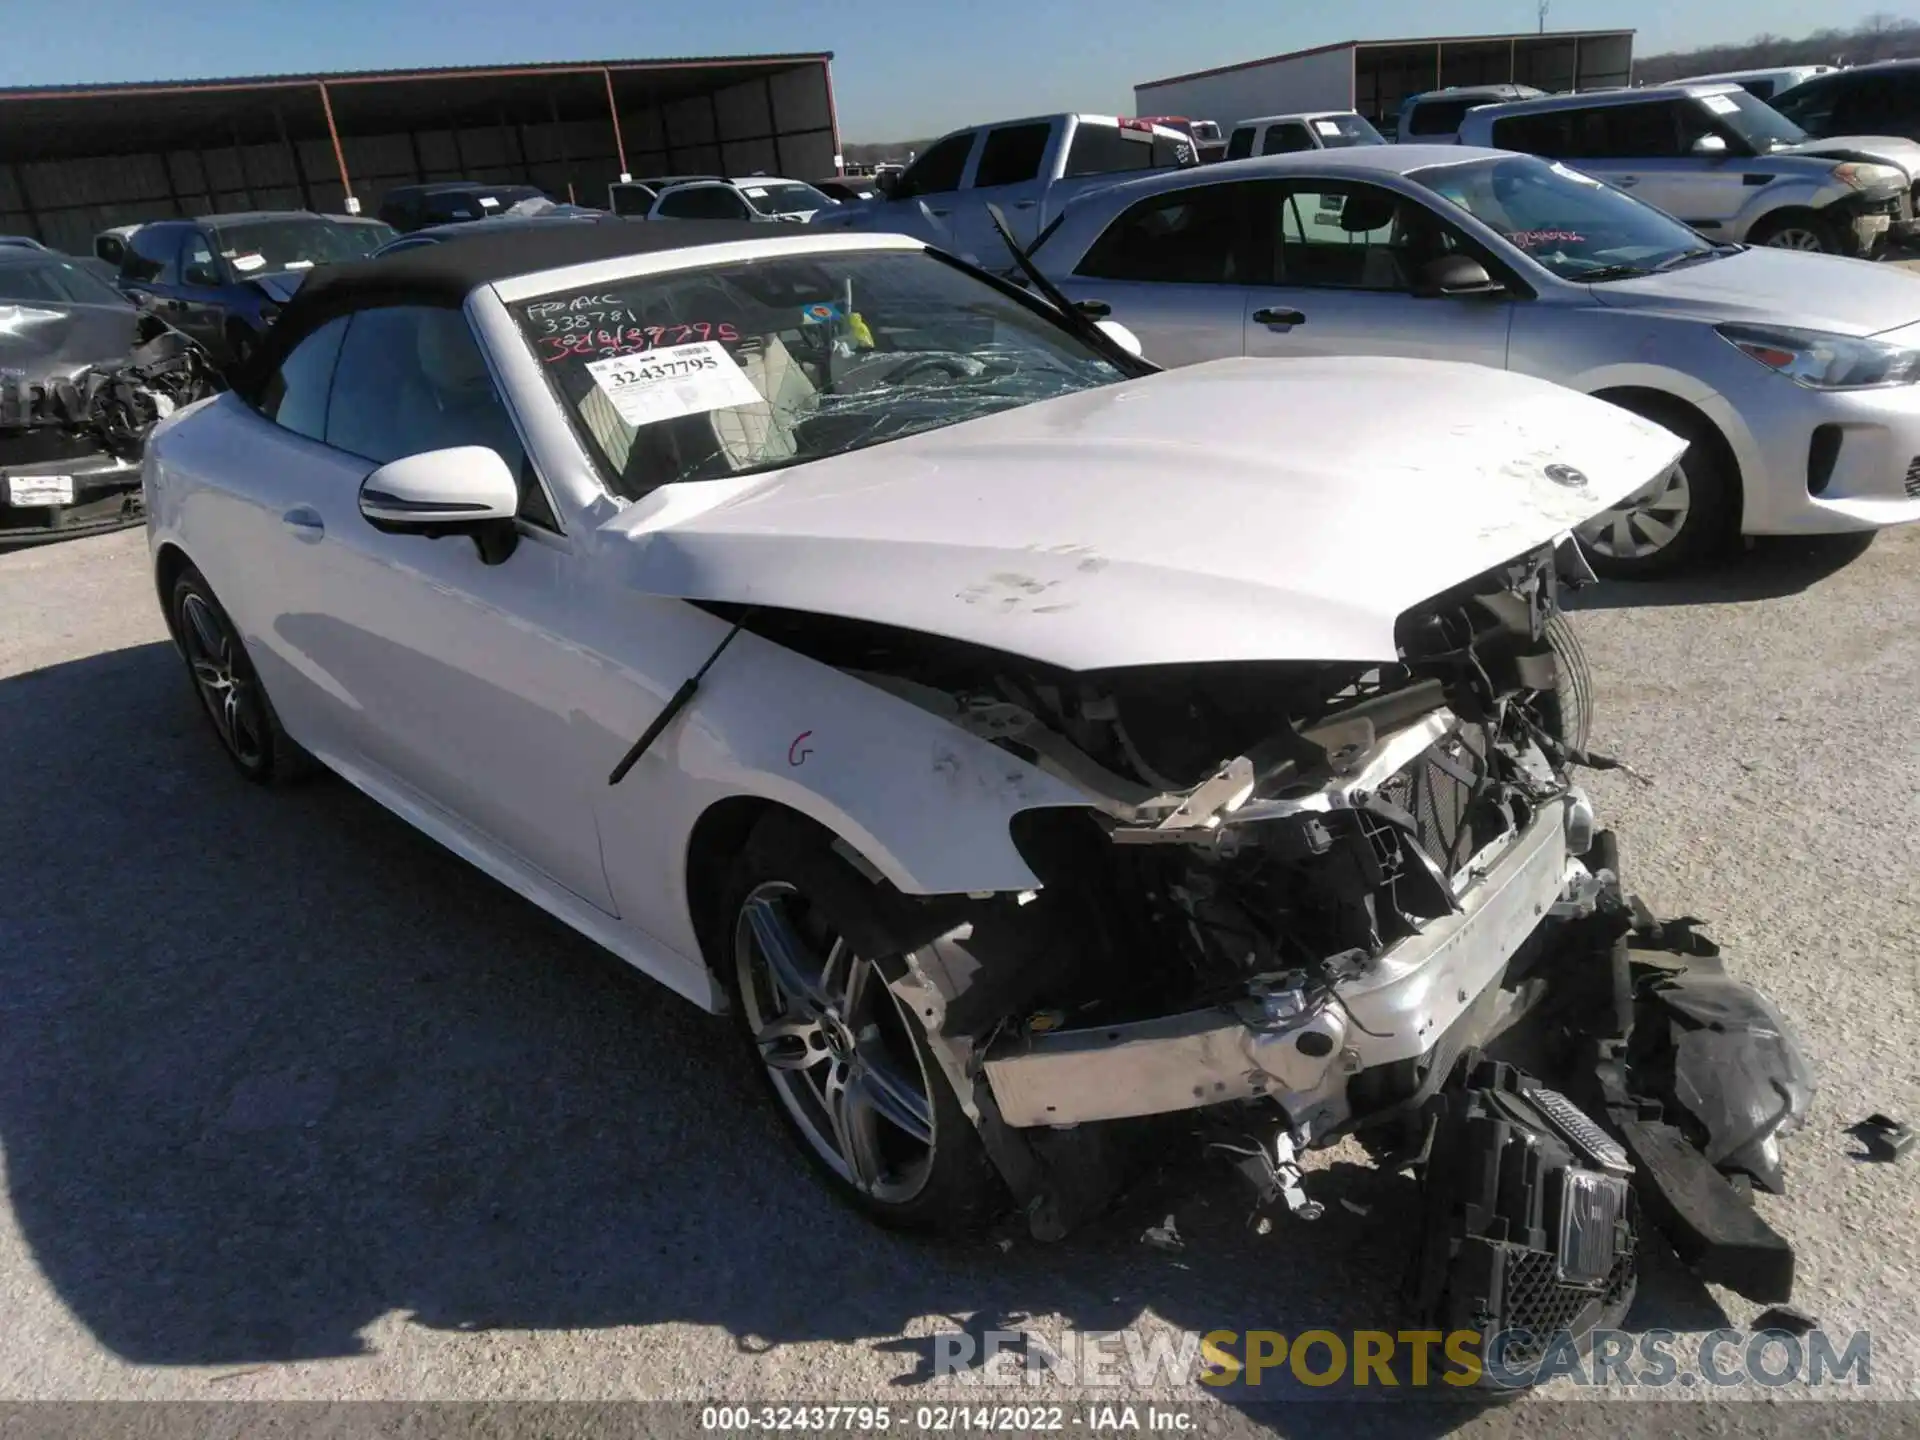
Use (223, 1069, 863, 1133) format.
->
(586, 341, 763, 428)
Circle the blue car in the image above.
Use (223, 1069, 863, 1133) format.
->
(114, 211, 370, 367)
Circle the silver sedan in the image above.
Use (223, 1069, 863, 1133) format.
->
(1034, 146, 1920, 575)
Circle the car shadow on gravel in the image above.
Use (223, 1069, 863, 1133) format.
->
(0, 641, 1726, 1425)
(1565, 533, 1877, 612)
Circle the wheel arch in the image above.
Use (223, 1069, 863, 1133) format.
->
(684, 794, 785, 989)
(681, 794, 987, 998)
(152, 540, 194, 652)
(1743, 203, 1839, 248)
(1589, 384, 1746, 532)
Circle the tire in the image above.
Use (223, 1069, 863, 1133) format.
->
(1575, 402, 1735, 578)
(169, 564, 316, 785)
(1747, 209, 1846, 255)
(1544, 611, 1593, 755)
(720, 812, 1007, 1234)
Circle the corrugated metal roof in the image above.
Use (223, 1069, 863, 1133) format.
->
(0, 53, 833, 103)
(1137, 30, 1632, 92)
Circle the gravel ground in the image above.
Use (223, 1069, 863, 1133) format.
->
(0, 524, 1914, 1432)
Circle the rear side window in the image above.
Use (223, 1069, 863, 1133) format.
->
(1063, 123, 1188, 178)
(1407, 98, 1474, 136)
(609, 184, 656, 216)
(1496, 103, 1692, 160)
(1227, 127, 1255, 160)
(121, 225, 181, 283)
(656, 186, 750, 220)
(974, 123, 1050, 187)
(1261, 123, 1314, 155)
(1490, 112, 1575, 158)
(423, 192, 484, 223)
(259, 315, 348, 441)
(1827, 72, 1920, 134)
(1772, 77, 1838, 131)
(1578, 101, 1686, 159)
(900, 131, 975, 196)
(1076, 182, 1245, 284)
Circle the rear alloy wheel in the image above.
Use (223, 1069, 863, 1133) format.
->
(721, 815, 1006, 1232)
(170, 566, 313, 784)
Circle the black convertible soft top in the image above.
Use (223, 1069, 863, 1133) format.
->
(236, 219, 795, 402)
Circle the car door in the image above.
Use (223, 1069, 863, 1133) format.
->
(1051, 180, 1253, 367)
(243, 302, 618, 912)
(116, 223, 183, 317)
(1574, 99, 1748, 234)
(949, 119, 1055, 264)
(886, 129, 979, 248)
(173, 229, 238, 353)
(1240, 179, 1513, 367)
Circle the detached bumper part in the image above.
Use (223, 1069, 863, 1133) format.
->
(1410, 1058, 1637, 1375)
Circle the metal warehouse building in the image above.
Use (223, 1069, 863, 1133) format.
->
(0, 54, 840, 253)
(1134, 30, 1635, 133)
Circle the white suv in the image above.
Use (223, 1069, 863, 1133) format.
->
(1225, 112, 1386, 157)
(1460, 84, 1911, 256)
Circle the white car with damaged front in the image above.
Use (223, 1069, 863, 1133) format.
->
(143, 222, 1814, 1350)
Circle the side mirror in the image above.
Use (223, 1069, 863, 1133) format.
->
(359, 446, 521, 564)
(1094, 318, 1145, 358)
(1412, 253, 1502, 298)
(1691, 133, 1730, 157)
(875, 171, 904, 199)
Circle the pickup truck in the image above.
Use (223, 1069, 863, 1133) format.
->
(810, 113, 1197, 267)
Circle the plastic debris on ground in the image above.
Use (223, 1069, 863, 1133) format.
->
(1848, 1113, 1914, 1163)
(1141, 1215, 1183, 1252)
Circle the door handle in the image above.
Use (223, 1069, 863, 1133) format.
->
(1252, 306, 1306, 327)
(1075, 299, 1112, 318)
(1615, 176, 1640, 188)
(1011, 200, 1037, 209)
(928, 207, 950, 217)
(281, 506, 325, 540)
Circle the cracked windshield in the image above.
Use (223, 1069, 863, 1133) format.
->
(512, 250, 1127, 497)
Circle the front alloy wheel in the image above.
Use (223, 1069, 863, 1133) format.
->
(1759, 224, 1832, 252)
(734, 880, 937, 1204)
(169, 565, 313, 784)
(178, 588, 270, 772)
(1577, 464, 1692, 564)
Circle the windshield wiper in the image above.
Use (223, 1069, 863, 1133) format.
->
(1651, 248, 1722, 272)
(1578, 264, 1653, 282)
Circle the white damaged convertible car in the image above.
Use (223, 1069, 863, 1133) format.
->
(145, 222, 1813, 1366)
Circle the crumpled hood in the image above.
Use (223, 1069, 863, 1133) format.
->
(607, 357, 1683, 670)
(1783, 134, 1920, 181)
(0, 301, 139, 390)
(247, 271, 306, 304)
(1586, 245, 1920, 337)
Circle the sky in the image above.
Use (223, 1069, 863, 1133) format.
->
(0, 0, 1901, 140)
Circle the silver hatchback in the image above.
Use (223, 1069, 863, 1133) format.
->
(1034, 146, 1920, 575)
